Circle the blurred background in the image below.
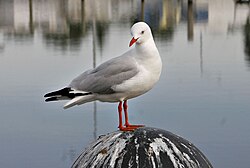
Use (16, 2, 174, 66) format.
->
(0, 0, 250, 167)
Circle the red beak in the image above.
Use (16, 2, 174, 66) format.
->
(129, 37, 138, 47)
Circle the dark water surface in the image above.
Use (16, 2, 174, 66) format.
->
(0, 0, 250, 167)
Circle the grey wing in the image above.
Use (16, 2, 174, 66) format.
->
(69, 56, 139, 94)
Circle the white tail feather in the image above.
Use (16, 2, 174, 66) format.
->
(63, 95, 94, 109)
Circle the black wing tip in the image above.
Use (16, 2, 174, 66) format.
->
(44, 93, 51, 97)
(44, 87, 71, 98)
(44, 87, 92, 102)
(44, 92, 58, 98)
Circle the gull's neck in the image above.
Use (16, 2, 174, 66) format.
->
(134, 37, 159, 59)
(133, 36, 162, 80)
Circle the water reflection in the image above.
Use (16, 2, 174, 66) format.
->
(237, 1, 250, 66)
(136, 0, 182, 42)
(0, 0, 200, 49)
(0, 0, 210, 48)
(43, 23, 85, 51)
(187, 1, 194, 41)
(29, 0, 34, 34)
(0, 32, 4, 52)
(91, 1, 97, 139)
(41, 0, 87, 51)
(230, 0, 250, 66)
(244, 16, 250, 65)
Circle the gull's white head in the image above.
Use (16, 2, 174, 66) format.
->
(129, 22, 153, 47)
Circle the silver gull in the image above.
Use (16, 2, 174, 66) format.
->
(44, 22, 162, 131)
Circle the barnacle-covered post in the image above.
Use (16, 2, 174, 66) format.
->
(72, 127, 213, 168)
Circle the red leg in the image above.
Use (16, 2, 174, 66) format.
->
(118, 101, 134, 131)
(118, 101, 123, 129)
(123, 100, 144, 129)
(123, 100, 129, 126)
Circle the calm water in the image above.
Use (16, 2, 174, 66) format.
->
(0, 0, 250, 167)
